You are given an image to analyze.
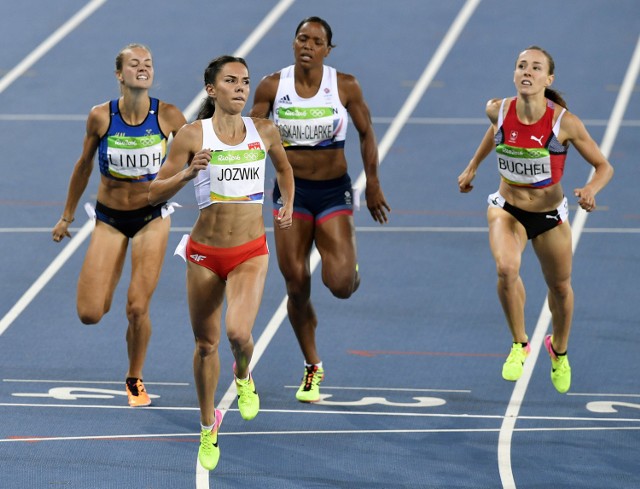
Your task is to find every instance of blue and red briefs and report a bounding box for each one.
[272,173,353,225]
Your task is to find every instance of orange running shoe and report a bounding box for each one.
[125,378,151,407]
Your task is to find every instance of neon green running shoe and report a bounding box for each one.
[296,365,324,403]
[502,342,531,381]
[235,373,260,420]
[544,335,571,393]
[198,409,222,471]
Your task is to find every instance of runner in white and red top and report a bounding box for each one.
[458,45,613,394]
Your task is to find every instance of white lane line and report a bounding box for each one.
[2,402,639,423]
[3,425,640,444]
[0,0,107,95]
[2,379,189,385]
[0,221,93,336]
[569,393,640,398]
[282,386,471,393]
[0,1,109,334]
[498,33,640,489]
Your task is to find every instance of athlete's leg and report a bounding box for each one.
[314,213,360,299]
[274,218,319,364]
[225,254,269,379]
[76,221,128,324]
[487,207,529,343]
[125,216,170,379]
[532,221,574,353]
[188,261,225,427]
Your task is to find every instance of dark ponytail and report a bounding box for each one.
[197,97,216,120]
[544,87,568,110]
[197,55,249,120]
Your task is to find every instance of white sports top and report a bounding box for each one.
[193,117,266,209]
[273,65,348,149]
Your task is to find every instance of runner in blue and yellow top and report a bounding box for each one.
[52,44,186,407]
[249,16,391,403]
[458,46,614,394]
[149,55,294,472]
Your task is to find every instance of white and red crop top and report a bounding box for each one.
[494,97,568,188]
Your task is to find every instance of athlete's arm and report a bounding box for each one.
[560,111,614,211]
[248,73,279,119]
[52,103,108,241]
[148,122,206,205]
[458,98,501,193]
[340,72,390,224]
[255,118,293,229]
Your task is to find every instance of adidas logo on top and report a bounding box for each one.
[277,94,292,104]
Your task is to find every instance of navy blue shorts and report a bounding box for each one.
[95,201,166,239]
[273,174,353,224]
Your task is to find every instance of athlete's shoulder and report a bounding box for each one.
[336,69,358,85]
[336,70,363,102]
[175,119,203,141]
[157,100,187,135]
[486,97,506,110]
[253,70,282,100]
[86,101,111,135]
[485,97,508,123]
[250,116,278,133]
[157,99,183,115]
[256,70,282,86]
[88,100,111,118]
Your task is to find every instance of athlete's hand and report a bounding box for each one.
[458,166,476,193]
[574,187,596,212]
[52,219,72,242]
[275,206,293,229]
[184,149,211,180]
[365,181,390,224]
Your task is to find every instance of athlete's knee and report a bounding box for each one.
[494,257,520,285]
[77,304,107,325]
[194,336,220,359]
[323,269,359,299]
[284,273,312,305]
[327,280,356,299]
[548,279,573,301]
[226,326,252,350]
[125,300,150,326]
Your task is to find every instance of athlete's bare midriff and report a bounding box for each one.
[498,180,565,213]
[97,177,152,210]
[285,147,348,180]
